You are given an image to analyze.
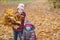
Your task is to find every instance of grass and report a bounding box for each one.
[0,0,34,4]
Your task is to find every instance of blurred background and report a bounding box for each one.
[0,0,60,40]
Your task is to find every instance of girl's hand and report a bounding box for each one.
[13,25,19,29]
[16,21,21,24]
[21,15,24,17]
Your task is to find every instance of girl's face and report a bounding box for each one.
[18,8,24,13]
[26,27,31,30]
[18,9,22,13]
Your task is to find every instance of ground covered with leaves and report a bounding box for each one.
[0,0,60,40]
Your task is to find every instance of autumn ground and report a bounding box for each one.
[0,0,60,40]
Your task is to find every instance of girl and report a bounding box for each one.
[22,20,36,40]
[13,3,26,40]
